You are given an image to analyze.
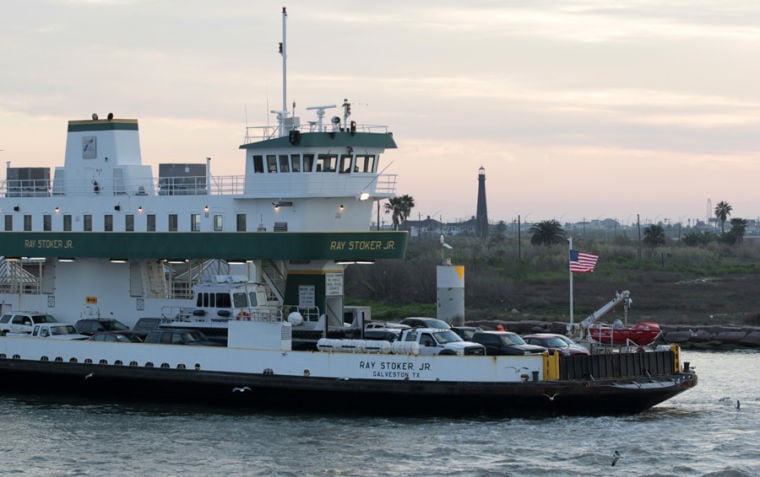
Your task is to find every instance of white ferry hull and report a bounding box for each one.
[0,332,697,416]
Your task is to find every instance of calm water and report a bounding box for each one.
[0,350,757,476]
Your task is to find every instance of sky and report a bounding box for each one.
[2,0,760,226]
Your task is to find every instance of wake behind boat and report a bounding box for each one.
[0,8,696,416]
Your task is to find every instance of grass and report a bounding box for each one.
[345,234,760,326]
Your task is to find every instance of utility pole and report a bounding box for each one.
[637,214,641,267]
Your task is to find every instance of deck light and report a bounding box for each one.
[138,206,143,214]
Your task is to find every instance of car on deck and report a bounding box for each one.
[400,317,450,329]
[0,311,58,335]
[471,331,547,356]
[451,326,482,341]
[89,331,145,343]
[523,333,590,356]
[143,328,224,346]
[75,318,131,336]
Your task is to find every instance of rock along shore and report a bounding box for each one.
[467,320,760,350]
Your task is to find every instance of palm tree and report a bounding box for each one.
[724,217,748,244]
[643,224,666,246]
[714,201,732,234]
[384,194,415,230]
[529,220,566,246]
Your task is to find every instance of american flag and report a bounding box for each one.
[569,250,598,273]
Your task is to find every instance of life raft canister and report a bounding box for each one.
[237,310,251,321]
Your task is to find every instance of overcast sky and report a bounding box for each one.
[2,0,760,225]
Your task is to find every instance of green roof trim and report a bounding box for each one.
[240,131,396,150]
[0,231,407,260]
[68,120,139,132]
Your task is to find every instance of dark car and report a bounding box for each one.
[451,326,481,341]
[131,317,163,338]
[400,317,450,329]
[471,331,547,356]
[89,331,144,343]
[75,318,130,336]
[143,328,224,346]
[523,333,590,356]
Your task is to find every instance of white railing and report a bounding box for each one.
[1,173,397,198]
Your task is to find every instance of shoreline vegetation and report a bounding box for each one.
[345,234,760,348]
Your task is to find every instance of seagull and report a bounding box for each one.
[232,386,251,393]
[543,393,559,402]
[611,450,621,467]
[507,366,530,374]
[84,372,94,380]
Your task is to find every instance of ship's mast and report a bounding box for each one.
[281,6,288,135]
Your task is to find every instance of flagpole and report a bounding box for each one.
[569,237,574,330]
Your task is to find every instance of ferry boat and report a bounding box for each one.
[0,8,697,416]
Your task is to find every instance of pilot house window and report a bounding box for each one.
[290,154,301,172]
[316,154,337,172]
[339,155,353,173]
[303,154,314,172]
[266,155,277,173]
[253,155,264,173]
[191,214,200,232]
[168,214,178,232]
[356,155,376,173]
[4,215,11,231]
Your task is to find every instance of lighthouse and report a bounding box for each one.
[476,166,488,238]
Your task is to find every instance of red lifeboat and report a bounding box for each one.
[589,322,661,346]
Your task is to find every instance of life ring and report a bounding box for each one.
[236,310,251,321]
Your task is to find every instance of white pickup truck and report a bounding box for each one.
[28,323,88,340]
[398,328,485,356]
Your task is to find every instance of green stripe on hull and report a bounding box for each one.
[0,231,407,260]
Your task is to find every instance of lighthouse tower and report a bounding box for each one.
[476,166,488,238]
